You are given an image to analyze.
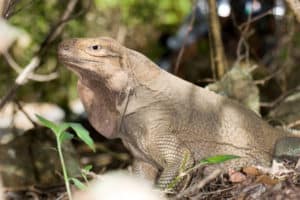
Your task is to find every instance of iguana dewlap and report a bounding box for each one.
[58,37,299,188]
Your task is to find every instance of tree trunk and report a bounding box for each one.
[208,0,227,79]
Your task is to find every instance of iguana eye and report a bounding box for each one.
[85,44,119,57]
[91,45,101,50]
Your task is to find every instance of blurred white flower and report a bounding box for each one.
[74,171,166,200]
[0,102,65,131]
[0,18,22,53]
[69,98,85,115]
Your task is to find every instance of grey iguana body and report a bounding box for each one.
[58,37,299,188]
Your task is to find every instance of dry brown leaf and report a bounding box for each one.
[228,168,247,183]
[256,175,279,185]
[243,166,261,176]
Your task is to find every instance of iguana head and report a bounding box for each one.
[58,37,161,138]
[58,37,129,91]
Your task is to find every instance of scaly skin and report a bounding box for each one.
[58,37,298,189]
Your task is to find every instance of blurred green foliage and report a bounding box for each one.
[95,0,190,25]
[0,0,191,112]
[2,0,87,109]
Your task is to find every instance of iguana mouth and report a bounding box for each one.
[60,57,116,88]
[58,57,83,74]
[59,57,105,75]
[59,56,103,66]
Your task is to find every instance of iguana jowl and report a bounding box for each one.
[58,37,299,188]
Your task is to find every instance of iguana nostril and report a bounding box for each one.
[62,44,70,51]
[58,40,74,52]
[58,43,68,52]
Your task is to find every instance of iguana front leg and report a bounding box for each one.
[123,106,194,188]
[145,132,194,189]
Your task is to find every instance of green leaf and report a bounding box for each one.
[70,178,87,190]
[59,132,74,143]
[83,165,93,172]
[199,155,240,165]
[81,165,93,183]
[57,123,70,135]
[36,114,59,135]
[68,123,95,152]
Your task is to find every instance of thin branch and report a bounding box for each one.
[0,56,40,109]
[194,185,236,197]
[231,9,277,68]
[287,120,300,129]
[173,0,197,75]
[15,56,40,85]
[195,169,221,191]
[3,52,58,82]
[0,84,18,110]
[0,0,81,110]
[238,9,273,30]
[1,0,19,19]
[175,169,221,199]
[4,0,34,19]
[39,0,79,52]
[260,86,300,108]
[236,32,251,64]
[0,0,4,16]
[254,67,283,85]
[236,3,254,65]
[230,13,260,67]
[39,0,92,54]
[15,101,37,128]
[197,78,215,84]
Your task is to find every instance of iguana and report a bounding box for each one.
[58,37,300,188]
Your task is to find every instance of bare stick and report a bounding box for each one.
[194,185,236,197]
[15,101,37,128]
[14,57,40,85]
[254,67,283,85]
[238,9,273,30]
[0,0,80,110]
[0,0,4,16]
[3,52,58,82]
[39,0,79,53]
[236,30,251,65]
[4,0,34,19]
[173,1,197,75]
[287,120,300,129]
[260,86,300,108]
[1,0,18,19]
[176,169,221,199]
[235,3,254,65]
[0,57,40,109]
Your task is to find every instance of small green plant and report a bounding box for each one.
[36,115,95,200]
[167,154,240,190]
[167,150,191,189]
[70,164,93,190]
